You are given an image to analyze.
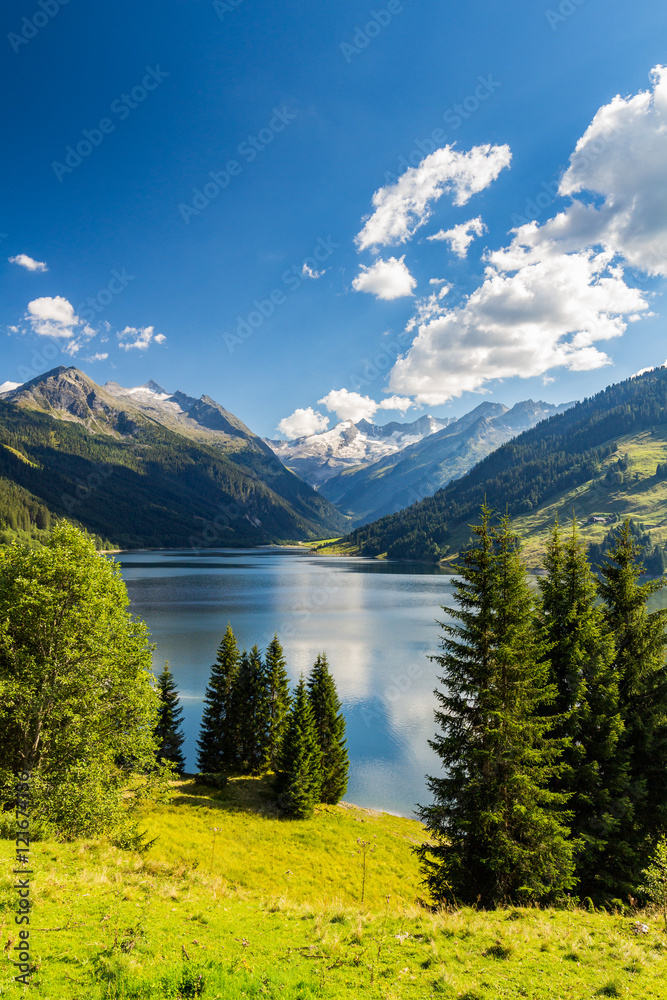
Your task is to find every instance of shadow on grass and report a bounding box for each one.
[170,773,282,818]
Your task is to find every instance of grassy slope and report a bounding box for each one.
[323,426,667,572]
[2,777,667,999]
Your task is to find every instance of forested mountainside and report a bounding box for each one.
[0,367,347,548]
[334,367,667,565]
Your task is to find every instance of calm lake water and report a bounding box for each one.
[114,548,459,818]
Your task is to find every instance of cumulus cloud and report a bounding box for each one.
[379,394,413,414]
[318,387,412,422]
[86,352,109,362]
[356,144,511,250]
[516,65,667,275]
[352,256,416,300]
[389,247,648,404]
[9,253,47,272]
[277,406,329,439]
[388,68,667,404]
[27,296,79,338]
[117,326,166,351]
[428,216,486,257]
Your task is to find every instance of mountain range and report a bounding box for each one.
[265,414,449,487]
[333,367,667,567]
[317,399,574,526]
[0,367,347,548]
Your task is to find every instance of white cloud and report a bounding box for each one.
[301,263,326,279]
[428,216,486,257]
[632,360,667,378]
[355,144,511,250]
[378,395,413,414]
[9,253,47,272]
[352,256,416,300]
[318,387,412,422]
[86,352,109,362]
[277,406,330,439]
[516,65,667,276]
[389,247,648,404]
[117,326,166,351]
[27,296,78,338]
[388,68,667,404]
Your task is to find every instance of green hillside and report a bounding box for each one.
[327,367,667,567]
[3,776,666,999]
[0,394,347,550]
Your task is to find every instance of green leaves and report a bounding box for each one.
[0,522,170,838]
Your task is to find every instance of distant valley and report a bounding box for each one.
[271,399,573,527]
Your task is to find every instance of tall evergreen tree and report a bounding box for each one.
[539,518,628,901]
[264,634,292,771]
[276,676,323,819]
[417,506,576,907]
[307,653,348,804]
[231,644,271,773]
[598,520,667,893]
[155,662,186,775]
[197,624,240,773]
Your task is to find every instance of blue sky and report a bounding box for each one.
[2,0,667,438]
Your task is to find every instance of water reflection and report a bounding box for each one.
[113,548,457,817]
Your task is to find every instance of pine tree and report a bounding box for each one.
[417,506,576,907]
[264,634,292,771]
[598,520,667,894]
[197,624,240,773]
[539,518,628,901]
[155,662,186,774]
[276,676,323,819]
[307,653,348,804]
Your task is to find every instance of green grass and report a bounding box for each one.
[2,776,667,998]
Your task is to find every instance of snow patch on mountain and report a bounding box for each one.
[266,414,449,485]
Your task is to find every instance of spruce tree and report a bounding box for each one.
[197,624,240,773]
[276,676,323,818]
[231,645,271,773]
[417,506,576,907]
[155,662,186,774]
[539,518,628,901]
[598,520,667,893]
[307,653,349,804]
[264,634,292,771]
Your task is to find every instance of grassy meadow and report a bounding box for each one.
[2,776,667,999]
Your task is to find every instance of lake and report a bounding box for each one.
[114,547,459,818]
